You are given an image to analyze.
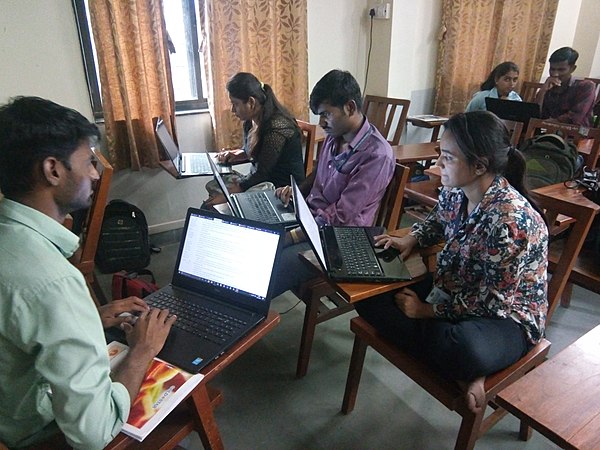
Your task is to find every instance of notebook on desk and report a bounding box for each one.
[208,155,297,227]
[485,98,540,128]
[155,118,233,178]
[291,178,411,282]
[131,208,284,373]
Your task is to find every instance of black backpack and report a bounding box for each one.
[96,200,151,273]
[519,133,579,190]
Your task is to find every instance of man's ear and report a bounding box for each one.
[41,157,62,187]
[570,64,577,74]
[344,100,358,116]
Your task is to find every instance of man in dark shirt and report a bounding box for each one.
[536,47,596,127]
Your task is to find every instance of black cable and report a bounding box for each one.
[364,12,374,92]
[278,299,302,315]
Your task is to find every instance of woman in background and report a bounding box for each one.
[205,72,305,206]
[356,111,548,412]
[465,61,522,112]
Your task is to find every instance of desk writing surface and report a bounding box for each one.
[496,324,600,450]
[392,142,439,164]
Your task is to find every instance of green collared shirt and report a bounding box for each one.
[0,199,129,449]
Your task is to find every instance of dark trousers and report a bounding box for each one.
[354,278,530,381]
[270,241,313,298]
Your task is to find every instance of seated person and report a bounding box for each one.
[536,47,596,127]
[0,96,175,448]
[355,111,548,412]
[465,61,522,112]
[205,72,305,206]
[271,69,395,297]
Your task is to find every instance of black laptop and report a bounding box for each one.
[291,178,411,282]
[208,155,297,227]
[138,208,284,373]
[485,97,540,128]
[155,118,233,178]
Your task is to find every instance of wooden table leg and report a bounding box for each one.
[188,385,224,450]
[296,293,320,378]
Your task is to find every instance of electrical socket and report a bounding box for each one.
[369,3,390,19]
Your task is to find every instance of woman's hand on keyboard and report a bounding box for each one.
[97,296,149,329]
[275,185,292,207]
[373,233,417,260]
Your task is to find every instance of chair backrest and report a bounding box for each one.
[519,81,544,103]
[531,185,600,320]
[297,120,318,176]
[72,152,113,281]
[586,77,600,128]
[373,163,410,231]
[501,119,525,146]
[523,118,600,168]
[363,95,411,145]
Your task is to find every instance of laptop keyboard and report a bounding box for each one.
[243,192,280,223]
[188,154,210,173]
[333,227,383,277]
[146,291,248,345]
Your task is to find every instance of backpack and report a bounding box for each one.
[519,133,579,190]
[96,200,151,273]
[111,269,159,300]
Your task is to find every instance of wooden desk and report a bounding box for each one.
[106,311,280,450]
[496,324,600,450]
[392,142,439,165]
[407,116,448,142]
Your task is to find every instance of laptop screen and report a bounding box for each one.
[291,178,328,270]
[177,211,280,301]
[155,120,181,165]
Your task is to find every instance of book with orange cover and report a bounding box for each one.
[107,341,204,441]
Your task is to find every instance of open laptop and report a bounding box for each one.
[291,178,411,282]
[155,118,233,178]
[133,208,284,373]
[485,97,540,128]
[208,155,297,227]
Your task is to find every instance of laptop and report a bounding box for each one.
[291,178,411,282]
[155,118,233,178]
[485,97,540,128]
[207,155,297,227]
[132,208,284,373]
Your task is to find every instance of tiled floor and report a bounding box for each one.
[96,237,600,450]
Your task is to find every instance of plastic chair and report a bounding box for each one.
[293,163,411,378]
[341,186,598,450]
[363,95,411,145]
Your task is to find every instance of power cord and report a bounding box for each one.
[364,10,375,92]
[278,298,302,315]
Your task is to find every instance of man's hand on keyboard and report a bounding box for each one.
[97,297,149,329]
[275,185,293,207]
[125,308,176,360]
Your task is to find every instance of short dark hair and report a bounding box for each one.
[309,70,363,114]
[549,47,579,65]
[0,96,100,198]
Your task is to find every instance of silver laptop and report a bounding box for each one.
[155,118,232,178]
[207,156,297,227]
[137,208,284,373]
[291,177,411,282]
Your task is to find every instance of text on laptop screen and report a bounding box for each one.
[178,213,279,300]
[292,180,328,270]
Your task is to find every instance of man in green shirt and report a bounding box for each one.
[0,97,176,448]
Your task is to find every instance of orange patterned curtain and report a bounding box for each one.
[89,0,176,170]
[200,0,309,150]
[434,0,558,116]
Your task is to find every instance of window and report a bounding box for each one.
[72,0,207,120]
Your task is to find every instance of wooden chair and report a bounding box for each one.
[585,77,600,128]
[297,120,318,176]
[523,117,600,169]
[501,119,525,146]
[69,151,113,306]
[293,163,410,378]
[341,186,598,450]
[363,95,411,145]
[519,81,544,103]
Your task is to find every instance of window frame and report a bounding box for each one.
[72,0,208,121]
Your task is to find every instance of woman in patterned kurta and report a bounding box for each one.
[355,111,548,412]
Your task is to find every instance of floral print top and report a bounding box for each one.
[411,176,549,344]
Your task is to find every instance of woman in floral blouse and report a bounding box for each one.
[355,111,548,412]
